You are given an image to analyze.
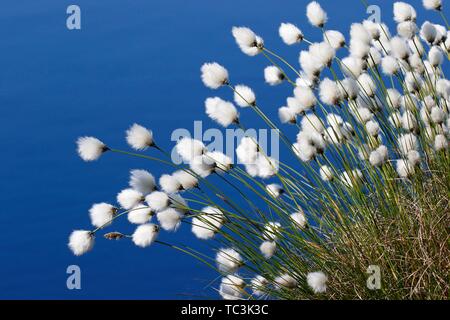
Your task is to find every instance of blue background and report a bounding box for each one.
[0,0,441,299]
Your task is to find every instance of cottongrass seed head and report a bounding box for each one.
[68,230,94,256]
[76,136,107,161]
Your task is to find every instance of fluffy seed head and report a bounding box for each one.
[278,106,297,124]
[159,174,182,193]
[275,273,298,289]
[176,137,206,163]
[192,206,225,240]
[129,169,156,195]
[324,30,346,49]
[68,230,94,256]
[294,85,317,110]
[382,56,400,75]
[234,85,256,107]
[128,204,153,224]
[420,21,437,44]
[216,248,243,274]
[132,224,159,248]
[219,275,245,300]
[390,36,410,60]
[291,211,307,229]
[232,26,263,56]
[145,191,170,212]
[205,97,238,127]
[260,241,277,259]
[264,66,284,85]
[307,271,328,293]
[236,137,258,165]
[319,78,342,105]
[397,21,417,39]
[320,165,334,181]
[435,134,448,151]
[306,1,327,27]
[201,62,229,89]
[309,42,335,67]
[89,203,116,228]
[117,188,143,210]
[396,159,415,178]
[423,0,442,10]
[172,170,198,190]
[266,183,284,198]
[429,46,444,67]
[157,208,183,231]
[393,2,417,23]
[126,124,154,150]
[279,23,303,45]
[76,136,107,161]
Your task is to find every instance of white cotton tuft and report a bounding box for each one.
[264,66,284,85]
[324,30,345,49]
[275,273,298,289]
[369,149,384,167]
[306,1,327,27]
[117,188,143,210]
[236,137,258,165]
[266,183,284,198]
[401,110,419,131]
[367,47,382,68]
[407,150,421,166]
[255,155,279,178]
[126,123,154,150]
[279,23,303,45]
[89,203,116,228]
[435,134,448,151]
[76,136,107,161]
[206,151,233,173]
[145,191,170,212]
[326,113,343,131]
[301,113,325,134]
[420,21,437,44]
[291,211,307,229]
[293,85,317,111]
[205,97,238,127]
[287,97,306,115]
[398,133,418,155]
[351,106,373,124]
[129,169,156,195]
[429,46,444,67]
[309,42,335,67]
[260,241,277,259]
[176,137,206,163]
[299,50,323,77]
[324,126,343,145]
[393,2,417,23]
[366,120,380,137]
[319,78,342,105]
[68,230,94,256]
[307,271,328,294]
[278,106,297,124]
[320,165,334,181]
[192,206,225,240]
[293,141,317,162]
[386,89,401,109]
[251,276,268,296]
[381,56,400,75]
[159,174,182,193]
[219,275,245,300]
[341,56,364,78]
[397,21,417,39]
[132,224,159,248]
[201,62,229,89]
[430,106,445,124]
[340,78,359,100]
[423,0,442,10]
[350,23,371,44]
[234,84,256,107]
[358,73,377,97]
[216,248,243,274]
[172,170,198,190]
[232,26,263,56]
[128,204,153,224]
[390,36,410,60]
[363,20,381,40]
[157,208,183,231]
[349,39,370,59]
[396,159,415,178]
[436,79,450,99]
[262,222,281,241]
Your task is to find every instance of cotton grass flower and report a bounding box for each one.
[219,275,245,300]
[320,165,334,181]
[89,203,116,228]
[366,120,380,137]
[159,174,182,193]
[76,136,107,161]
[157,208,183,231]
[264,66,285,85]
[294,85,317,111]
[396,159,415,178]
[430,106,445,124]
[117,188,144,210]
[205,97,238,127]
[341,56,364,78]
[172,170,198,190]
[319,78,342,105]
[306,1,327,28]
[382,56,400,75]
[340,78,360,101]
[423,0,442,10]
[397,21,418,39]
[206,151,233,173]
[398,133,419,155]
[420,21,437,44]
[266,183,284,198]
[260,241,277,259]
[429,46,444,67]
[201,62,229,89]
[232,26,263,56]
[393,2,417,23]
[435,134,448,151]
[128,204,153,224]
[274,273,298,289]
[176,137,206,163]
[291,211,307,229]
[358,73,377,97]
[309,42,335,67]
[126,123,154,150]
[251,275,268,296]
[307,271,328,294]
[390,36,411,60]
[216,248,243,273]
[254,155,279,178]
[263,222,281,241]
[324,30,346,49]
[192,206,225,240]
[145,191,170,212]
[236,137,258,165]
[279,23,303,45]
[68,230,94,256]
[234,85,256,107]
[278,106,297,124]
[132,224,159,248]
[129,169,156,195]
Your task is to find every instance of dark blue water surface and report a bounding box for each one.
[0,0,440,299]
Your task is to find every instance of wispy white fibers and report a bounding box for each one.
[431,106,446,124]
[128,204,153,224]
[319,78,342,105]
[232,26,264,56]
[132,224,159,248]
[301,113,325,134]
[266,183,284,198]
[398,133,419,156]
[309,42,335,67]
[407,150,421,166]
[299,50,323,77]
[236,137,258,165]
[129,169,156,195]
[294,85,317,111]
[263,222,281,241]
[429,46,444,67]
[350,23,371,44]
[390,36,411,60]
[176,137,206,163]
[216,248,243,273]
[326,113,343,131]
[320,165,334,181]
[382,56,400,76]
[396,159,415,178]
[423,0,442,10]
[190,155,215,178]
[341,56,364,78]
[291,211,307,229]
[172,170,198,190]
[278,106,297,124]
[126,123,154,150]
[264,66,285,85]
[117,188,144,210]
[219,275,245,300]
[306,1,327,27]
[420,21,437,44]
[340,169,362,188]
[157,208,183,231]
[145,191,170,212]
[279,23,303,45]
[205,97,238,127]
[436,79,450,99]
[76,136,107,161]
[349,39,370,60]
[274,273,298,289]
[201,62,229,89]
[435,134,448,151]
[251,275,268,296]
[206,151,233,173]
[340,78,360,101]
[433,24,447,45]
[367,47,382,68]
[363,20,381,40]
[89,203,116,228]
[159,174,182,193]
[260,241,277,259]
[234,85,256,107]
[307,271,328,293]
[369,145,389,167]
[397,21,417,39]
[358,73,377,97]
[366,119,380,137]
[324,30,346,49]
[286,97,307,115]
[68,230,94,256]
[192,206,225,239]
[255,155,279,178]
[393,2,417,23]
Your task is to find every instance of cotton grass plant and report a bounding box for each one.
[70,1,450,300]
